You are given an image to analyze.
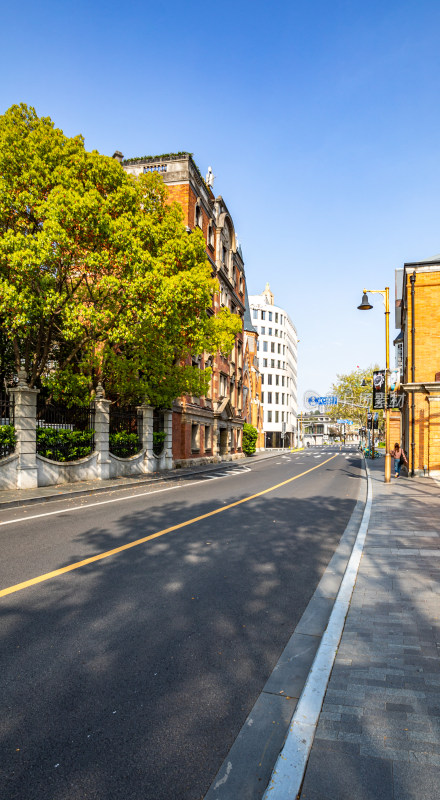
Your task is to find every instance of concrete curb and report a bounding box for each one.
[203,455,368,800]
[262,458,372,798]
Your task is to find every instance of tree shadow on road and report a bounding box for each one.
[0,467,364,800]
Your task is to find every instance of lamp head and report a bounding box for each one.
[357,292,373,311]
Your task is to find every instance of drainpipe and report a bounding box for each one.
[410,270,416,477]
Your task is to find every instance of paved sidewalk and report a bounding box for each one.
[299,458,440,800]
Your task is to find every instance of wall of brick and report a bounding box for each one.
[404,269,440,471]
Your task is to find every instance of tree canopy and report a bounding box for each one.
[328,365,381,426]
[0,104,241,406]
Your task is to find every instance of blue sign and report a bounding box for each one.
[337,419,354,425]
[313,395,338,406]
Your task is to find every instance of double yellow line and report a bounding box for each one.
[0,455,336,598]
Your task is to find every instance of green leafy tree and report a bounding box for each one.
[0,104,241,407]
[242,422,258,456]
[328,365,381,427]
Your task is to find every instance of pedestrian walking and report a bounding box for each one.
[392,442,407,477]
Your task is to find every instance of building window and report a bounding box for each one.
[280,315,283,324]
[267,410,272,423]
[278,361,281,368]
[263,359,268,367]
[261,392,264,402]
[267,374,272,385]
[282,411,285,421]
[282,376,285,386]
[252,308,258,319]
[268,392,272,403]
[191,424,200,451]
[261,310,266,320]
[261,374,264,384]
[275,411,279,423]
[275,313,278,323]
[270,342,275,353]
[268,312,272,321]
[275,393,279,404]
[278,344,281,354]
[275,375,279,385]
[220,373,228,396]
[205,426,211,450]
[263,341,268,352]
[261,326,265,334]
[268,327,272,335]
[256,340,259,351]
[271,359,275,367]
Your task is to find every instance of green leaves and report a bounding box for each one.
[0,104,241,408]
[242,423,258,456]
[36,427,94,462]
[329,365,380,425]
[0,425,16,455]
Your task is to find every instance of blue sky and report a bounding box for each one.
[2,0,440,407]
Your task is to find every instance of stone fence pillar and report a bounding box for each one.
[9,370,39,489]
[94,385,111,480]
[164,409,173,470]
[137,404,155,473]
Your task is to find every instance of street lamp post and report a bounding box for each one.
[357,288,391,483]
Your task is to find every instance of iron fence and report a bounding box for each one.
[153,409,165,456]
[36,397,95,462]
[0,390,15,458]
[109,405,143,458]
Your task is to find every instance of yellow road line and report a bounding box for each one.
[0,455,337,599]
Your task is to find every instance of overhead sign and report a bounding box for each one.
[304,390,338,409]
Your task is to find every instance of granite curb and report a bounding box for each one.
[203,456,368,799]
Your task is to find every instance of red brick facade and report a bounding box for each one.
[122,153,248,464]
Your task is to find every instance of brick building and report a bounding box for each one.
[395,254,440,475]
[242,288,264,449]
[119,152,248,464]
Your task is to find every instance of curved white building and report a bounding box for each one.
[249,284,298,448]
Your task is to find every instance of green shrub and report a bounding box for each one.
[242,423,258,456]
[36,427,94,462]
[109,431,142,458]
[0,425,16,455]
[153,431,166,456]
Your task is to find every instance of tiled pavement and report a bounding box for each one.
[299,459,440,800]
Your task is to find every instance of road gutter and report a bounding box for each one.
[204,456,369,800]
[262,460,372,799]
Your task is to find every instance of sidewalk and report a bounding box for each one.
[299,458,440,800]
[0,448,293,510]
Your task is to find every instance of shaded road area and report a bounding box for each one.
[1,448,362,799]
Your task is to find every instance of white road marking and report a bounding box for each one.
[0,481,205,527]
[263,462,372,799]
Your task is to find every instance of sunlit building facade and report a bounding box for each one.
[249,284,298,448]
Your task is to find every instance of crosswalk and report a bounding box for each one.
[197,447,358,482]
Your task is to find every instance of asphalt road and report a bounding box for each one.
[0,446,363,800]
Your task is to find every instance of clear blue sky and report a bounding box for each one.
[3,0,440,408]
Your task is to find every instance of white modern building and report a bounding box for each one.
[249,283,298,448]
